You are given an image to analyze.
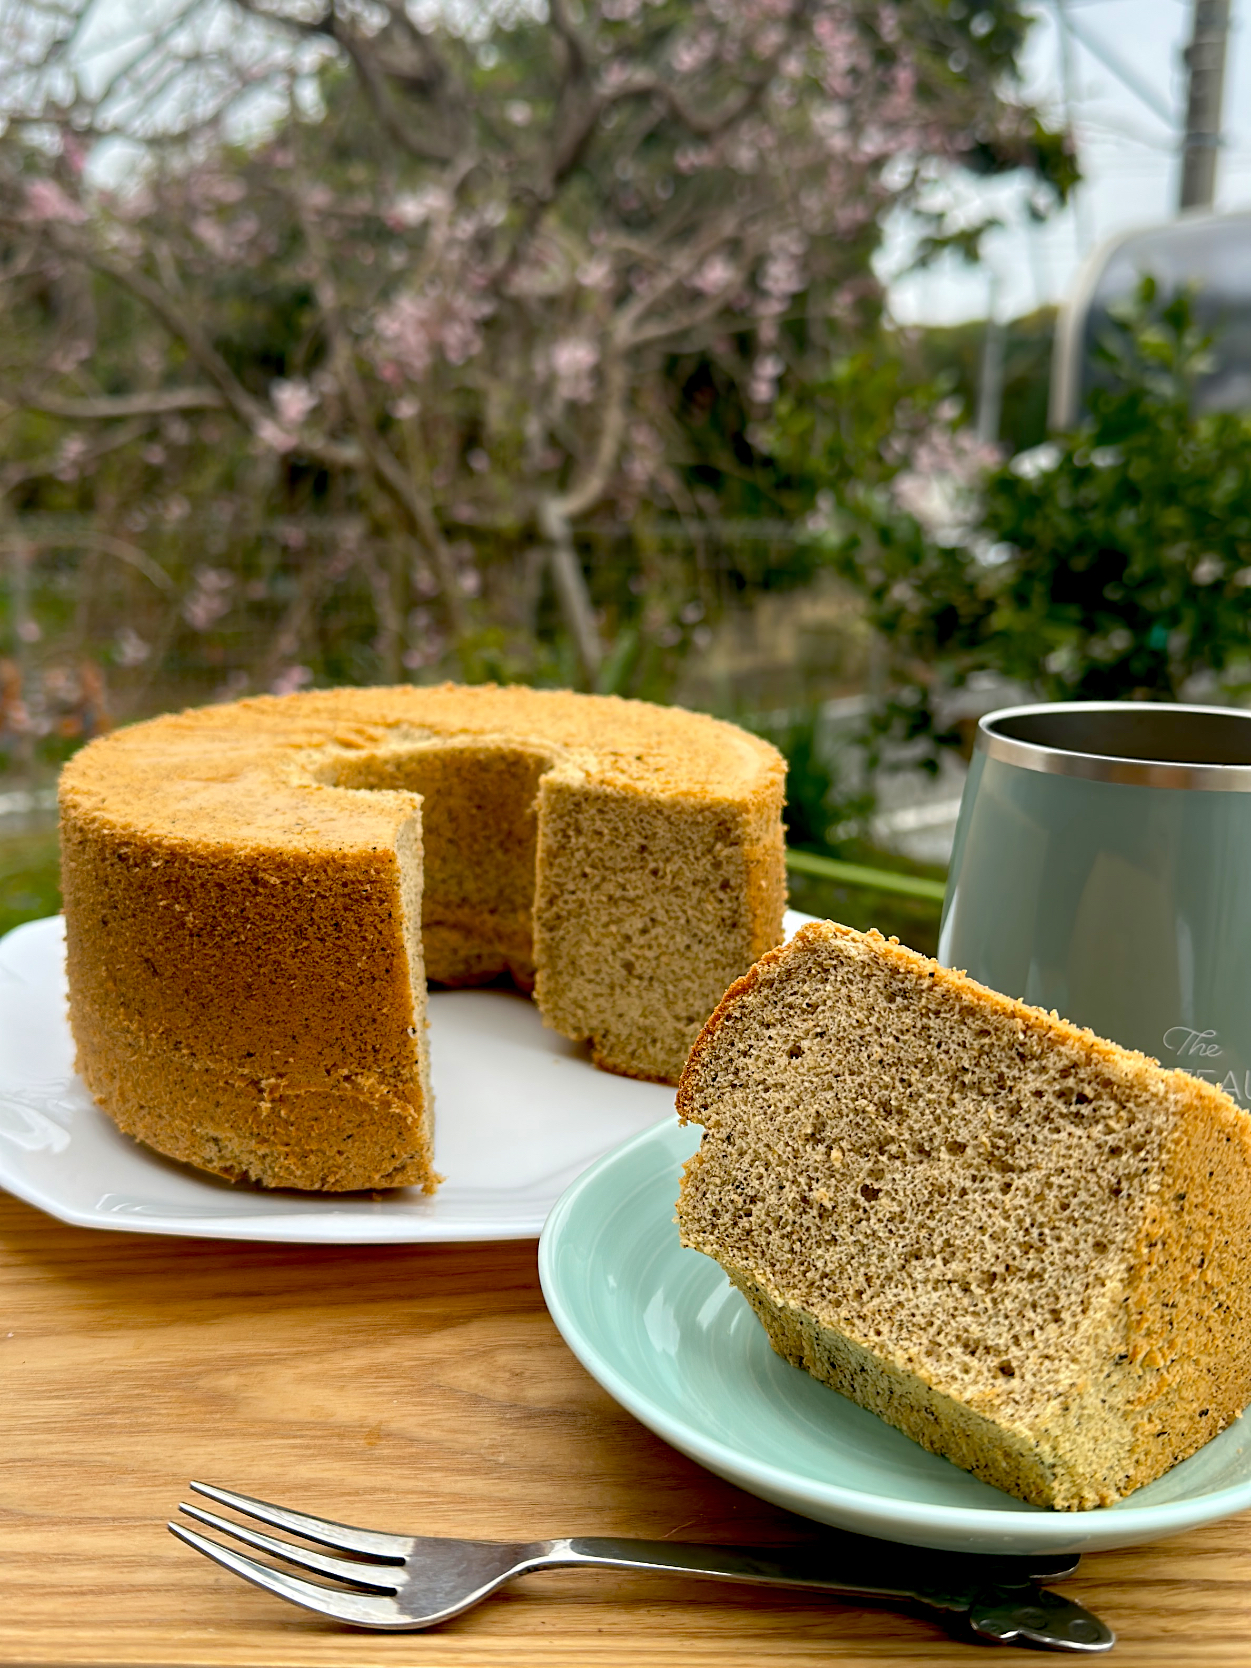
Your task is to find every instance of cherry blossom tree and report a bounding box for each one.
[0,0,1071,700]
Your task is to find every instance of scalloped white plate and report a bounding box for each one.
[0,913,812,1244]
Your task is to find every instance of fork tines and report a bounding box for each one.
[168,1481,411,1630]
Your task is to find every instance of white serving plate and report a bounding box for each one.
[0,912,692,1243]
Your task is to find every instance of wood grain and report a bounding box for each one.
[1,1188,1249,1666]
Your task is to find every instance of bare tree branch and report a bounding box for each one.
[0,416,147,493]
[0,525,176,592]
[548,0,590,83]
[291,176,470,641]
[550,351,629,525]
[13,386,225,419]
[75,239,267,425]
[52,231,364,472]
[233,0,458,165]
[603,71,776,142]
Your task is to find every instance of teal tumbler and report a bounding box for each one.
[939,703,1251,1108]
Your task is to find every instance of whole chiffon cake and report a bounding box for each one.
[59,684,786,1193]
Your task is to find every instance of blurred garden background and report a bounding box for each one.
[2,0,1250,952]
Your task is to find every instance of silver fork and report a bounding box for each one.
[169,1481,1114,1652]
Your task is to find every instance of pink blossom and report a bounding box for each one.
[675,143,713,175]
[550,336,600,404]
[61,132,89,175]
[891,422,999,541]
[759,237,807,300]
[189,173,246,208]
[49,339,92,374]
[25,180,87,224]
[384,186,450,230]
[110,183,155,224]
[752,22,788,57]
[183,567,235,631]
[577,253,614,289]
[374,296,431,382]
[270,665,314,696]
[748,351,785,406]
[690,253,737,296]
[192,214,258,261]
[726,134,760,174]
[271,377,319,428]
[404,604,444,669]
[372,288,492,381]
[622,421,663,492]
[440,296,491,364]
[671,29,717,74]
[254,417,298,454]
[55,434,91,481]
[114,627,150,667]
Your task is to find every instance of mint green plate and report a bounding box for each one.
[538,1117,1251,1556]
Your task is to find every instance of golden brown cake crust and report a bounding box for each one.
[60,684,785,1191]
[676,921,1251,1510]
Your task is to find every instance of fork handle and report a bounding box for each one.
[521,1540,1113,1653]
[527,1535,1055,1598]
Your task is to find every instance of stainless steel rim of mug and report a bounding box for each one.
[975,702,1251,792]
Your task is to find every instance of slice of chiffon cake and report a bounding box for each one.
[676,921,1251,1510]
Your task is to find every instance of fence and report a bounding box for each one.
[0,509,870,784]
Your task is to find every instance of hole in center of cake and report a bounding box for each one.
[315,738,557,990]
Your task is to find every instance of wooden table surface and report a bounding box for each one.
[2,1188,1250,1668]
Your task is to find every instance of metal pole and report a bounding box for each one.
[976,274,1005,449]
[1053,0,1094,253]
[1179,0,1231,211]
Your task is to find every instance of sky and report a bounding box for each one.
[882,0,1251,325]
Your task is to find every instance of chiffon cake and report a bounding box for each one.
[59,684,786,1192]
[676,921,1251,1510]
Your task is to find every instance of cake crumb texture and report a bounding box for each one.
[675,920,1251,1510]
[59,684,785,1192]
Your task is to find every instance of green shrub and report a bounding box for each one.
[785,280,1251,771]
